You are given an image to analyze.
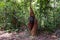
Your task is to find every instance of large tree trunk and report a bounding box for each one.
[31,19,38,36]
[28,6,38,36]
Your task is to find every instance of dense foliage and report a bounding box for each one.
[0,0,60,32]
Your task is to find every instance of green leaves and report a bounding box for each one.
[0,2,5,7]
[0,0,60,32]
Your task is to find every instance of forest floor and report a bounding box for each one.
[0,30,60,40]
